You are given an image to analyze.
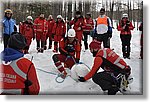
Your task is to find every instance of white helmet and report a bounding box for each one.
[122,13,128,18]
[26,16,33,21]
[57,15,62,19]
[67,29,76,37]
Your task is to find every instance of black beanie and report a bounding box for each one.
[8,32,27,50]
[100,8,105,12]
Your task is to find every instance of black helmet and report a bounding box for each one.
[8,32,27,50]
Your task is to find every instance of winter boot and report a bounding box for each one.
[41,48,44,53]
[37,47,41,53]
[44,45,47,50]
[48,45,52,49]
[108,87,119,95]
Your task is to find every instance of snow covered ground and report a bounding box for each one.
[0,23,142,95]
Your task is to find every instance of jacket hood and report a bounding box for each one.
[1,48,24,63]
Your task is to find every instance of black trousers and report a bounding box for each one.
[3,34,10,48]
[120,34,131,57]
[83,31,90,50]
[36,40,45,49]
[96,33,110,48]
[92,71,120,95]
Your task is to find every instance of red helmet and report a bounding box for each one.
[89,40,101,49]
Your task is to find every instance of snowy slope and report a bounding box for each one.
[0,24,142,95]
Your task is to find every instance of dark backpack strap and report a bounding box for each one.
[23,63,33,95]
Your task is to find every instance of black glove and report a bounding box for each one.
[78,76,86,82]
[75,58,80,63]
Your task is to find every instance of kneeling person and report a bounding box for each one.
[52,29,81,78]
[78,40,132,95]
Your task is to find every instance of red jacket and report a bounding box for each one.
[70,16,86,32]
[117,20,134,35]
[84,48,130,80]
[19,21,34,38]
[59,38,81,59]
[0,58,40,95]
[34,17,48,35]
[83,18,94,32]
[47,19,55,35]
[52,20,66,36]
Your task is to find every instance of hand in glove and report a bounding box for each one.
[78,76,86,82]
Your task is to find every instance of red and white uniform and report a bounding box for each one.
[47,19,55,40]
[52,20,66,42]
[84,48,130,80]
[0,58,40,95]
[117,20,134,35]
[19,21,34,46]
[70,17,86,43]
[83,18,94,32]
[34,17,48,41]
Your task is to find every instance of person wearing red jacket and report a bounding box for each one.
[52,29,81,78]
[34,13,48,53]
[19,16,35,54]
[78,40,132,95]
[52,15,66,53]
[0,33,40,95]
[70,11,86,44]
[83,12,94,50]
[47,15,55,49]
[117,13,134,59]
[139,22,143,59]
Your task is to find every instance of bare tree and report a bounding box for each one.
[68,1,72,21]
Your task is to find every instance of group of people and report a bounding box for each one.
[0,8,142,95]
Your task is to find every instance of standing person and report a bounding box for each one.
[139,22,143,59]
[83,12,94,50]
[70,11,86,44]
[78,40,132,95]
[95,8,112,48]
[0,33,40,95]
[2,9,17,49]
[47,15,55,49]
[117,13,134,59]
[52,15,66,53]
[19,16,35,54]
[34,13,48,53]
[52,29,81,78]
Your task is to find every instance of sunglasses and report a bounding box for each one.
[6,13,11,14]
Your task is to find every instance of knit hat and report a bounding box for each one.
[8,32,27,50]
[100,8,105,12]
[89,40,101,49]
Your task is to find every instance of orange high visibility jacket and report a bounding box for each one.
[97,15,108,26]
[84,48,130,80]
[0,58,40,95]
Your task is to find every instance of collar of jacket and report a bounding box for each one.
[1,48,24,63]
